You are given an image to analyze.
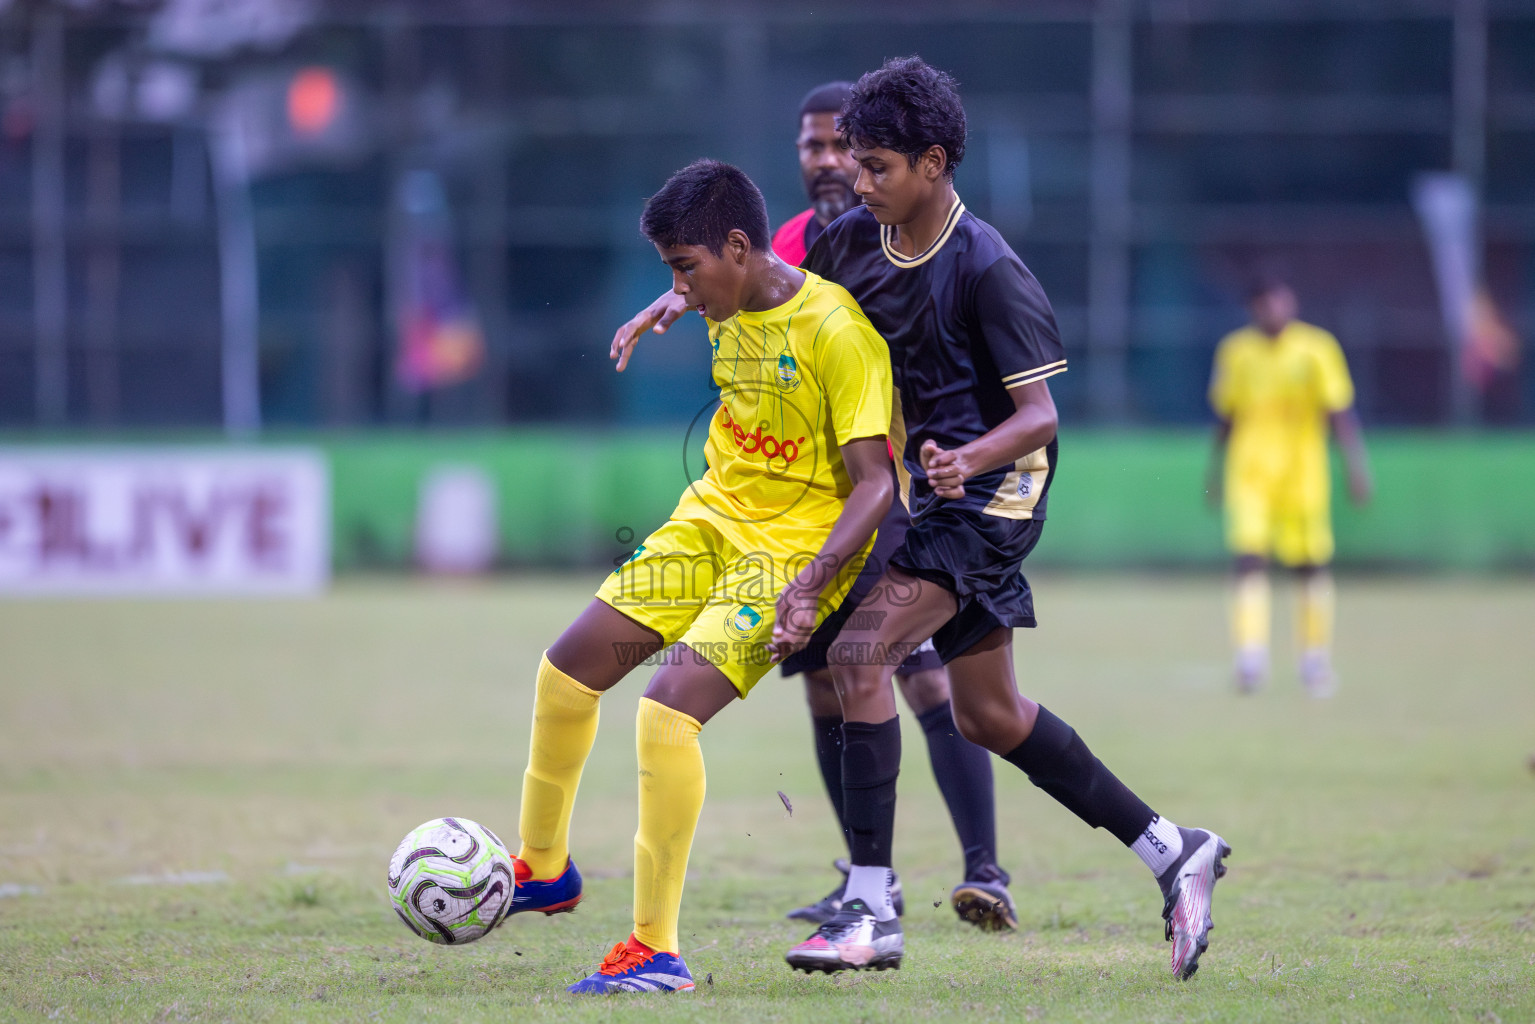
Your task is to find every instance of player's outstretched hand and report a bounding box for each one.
[1348,465,1374,506]
[920,439,969,500]
[768,579,821,664]
[611,291,690,372]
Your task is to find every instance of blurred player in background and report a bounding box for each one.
[512,159,894,994]
[775,81,1015,931]
[1207,277,1373,696]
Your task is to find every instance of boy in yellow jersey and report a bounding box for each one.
[1207,278,1373,696]
[507,159,895,994]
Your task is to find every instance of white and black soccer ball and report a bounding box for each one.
[387,817,515,944]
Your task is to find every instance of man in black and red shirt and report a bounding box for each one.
[771,82,859,266]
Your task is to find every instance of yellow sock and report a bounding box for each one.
[517,653,601,879]
[632,697,705,956]
[1298,571,1335,655]
[1232,571,1271,655]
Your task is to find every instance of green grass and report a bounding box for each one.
[2,574,1533,1023]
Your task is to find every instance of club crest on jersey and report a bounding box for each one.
[725,604,763,640]
[776,353,801,392]
[1016,473,1034,498]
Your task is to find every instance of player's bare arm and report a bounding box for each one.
[920,380,1058,500]
[770,435,894,661]
[1328,408,1373,505]
[1206,418,1232,509]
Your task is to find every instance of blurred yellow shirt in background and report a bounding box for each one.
[1209,321,1355,563]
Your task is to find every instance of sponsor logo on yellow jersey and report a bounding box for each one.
[717,408,808,464]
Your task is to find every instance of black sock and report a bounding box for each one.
[916,700,999,879]
[1002,705,1154,846]
[810,714,848,836]
[841,717,901,866]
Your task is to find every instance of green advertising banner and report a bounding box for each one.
[6,431,1531,571]
[317,431,1535,571]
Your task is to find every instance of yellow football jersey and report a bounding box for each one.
[674,270,893,552]
[1210,320,1355,513]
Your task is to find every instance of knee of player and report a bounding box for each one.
[949,704,990,746]
[801,670,842,714]
[950,701,1017,755]
[895,667,950,713]
[1234,554,1266,576]
[826,653,886,703]
[803,669,838,699]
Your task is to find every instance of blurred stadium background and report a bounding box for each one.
[3,5,1534,1018]
[0,0,1532,580]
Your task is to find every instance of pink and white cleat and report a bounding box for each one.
[785,897,904,973]
[1158,828,1231,980]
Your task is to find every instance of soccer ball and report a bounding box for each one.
[387,817,515,944]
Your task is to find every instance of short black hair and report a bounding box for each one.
[839,56,966,179]
[640,158,770,257]
[1246,273,1292,301]
[798,80,854,120]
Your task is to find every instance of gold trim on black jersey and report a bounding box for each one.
[1002,359,1069,390]
[879,196,966,269]
[889,386,911,512]
[981,445,1052,520]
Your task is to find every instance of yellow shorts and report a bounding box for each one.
[596,515,866,697]
[1225,482,1333,567]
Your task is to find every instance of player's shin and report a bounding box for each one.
[840,717,901,919]
[1299,570,1334,655]
[1232,571,1271,659]
[917,699,998,876]
[518,653,602,879]
[1298,570,1337,696]
[1001,705,1168,865]
[1003,705,1230,977]
[633,697,706,954]
[812,713,849,831]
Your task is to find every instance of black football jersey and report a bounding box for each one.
[803,198,1067,521]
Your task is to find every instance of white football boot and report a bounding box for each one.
[1158,827,1231,980]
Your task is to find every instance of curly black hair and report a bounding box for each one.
[838,56,966,179]
[640,158,770,256]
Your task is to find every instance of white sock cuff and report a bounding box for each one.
[844,864,896,922]
[1131,814,1184,877]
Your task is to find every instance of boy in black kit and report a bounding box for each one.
[613,56,1228,981]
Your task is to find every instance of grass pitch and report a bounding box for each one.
[2,573,1533,1023]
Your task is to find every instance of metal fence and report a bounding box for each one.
[0,0,1531,430]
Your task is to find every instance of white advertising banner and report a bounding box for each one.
[0,448,329,595]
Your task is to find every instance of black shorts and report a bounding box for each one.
[779,494,945,678]
[890,505,1045,664]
